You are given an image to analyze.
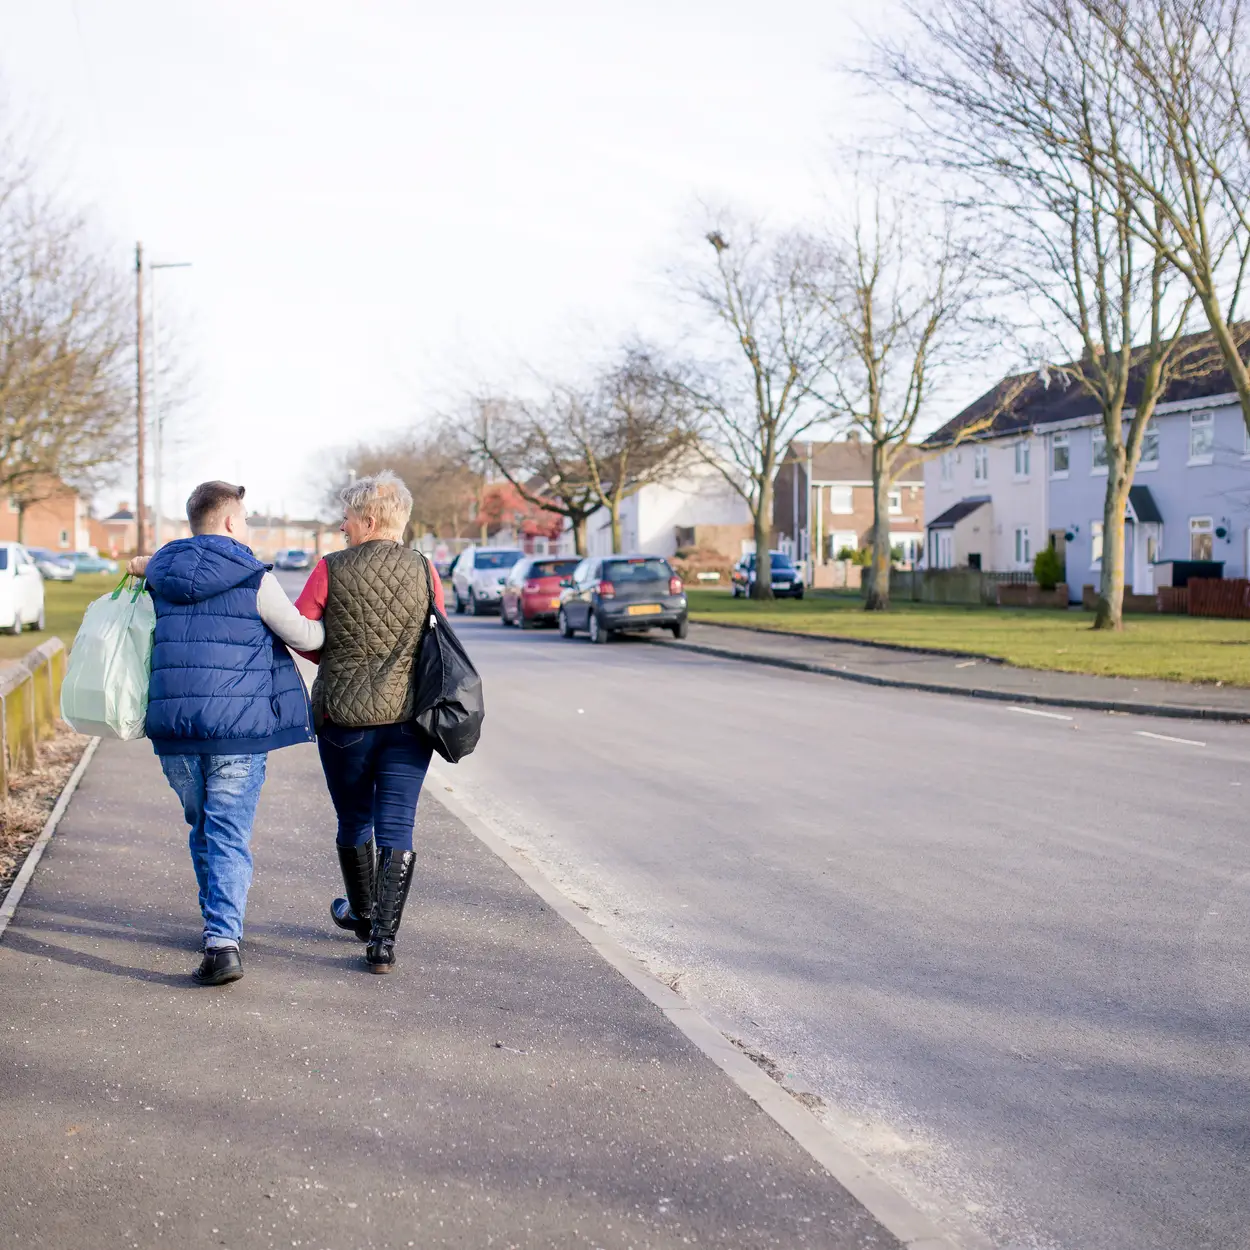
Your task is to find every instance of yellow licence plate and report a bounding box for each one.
[627,603,661,616]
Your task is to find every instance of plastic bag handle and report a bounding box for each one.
[110,574,148,603]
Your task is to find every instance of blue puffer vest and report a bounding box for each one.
[144,535,314,756]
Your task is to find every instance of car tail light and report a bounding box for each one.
[669,576,683,596]
[597,580,615,599]
[524,580,541,592]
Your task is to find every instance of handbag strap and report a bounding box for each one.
[418,552,437,630]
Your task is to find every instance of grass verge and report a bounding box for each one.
[0,574,117,663]
[686,588,1250,686]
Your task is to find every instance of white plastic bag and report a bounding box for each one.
[60,576,156,739]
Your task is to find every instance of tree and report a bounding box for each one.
[874,0,1218,629]
[0,162,133,533]
[815,193,987,610]
[671,220,835,600]
[572,347,696,553]
[467,394,603,555]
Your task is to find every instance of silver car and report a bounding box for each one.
[451,546,524,615]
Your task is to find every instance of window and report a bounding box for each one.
[1139,421,1159,468]
[1091,430,1109,472]
[1014,526,1032,567]
[973,446,988,482]
[828,485,853,514]
[1190,516,1214,560]
[1051,433,1070,477]
[934,531,954,569]
[1014,440,1031,478]
[940,451,954,488]
[1091,521,1104,567]
[887,489,902,515]
[1190,411,1214,463]
[58,530,69,548]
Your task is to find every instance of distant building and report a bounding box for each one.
[245,515,345,562]
[99,503,192,557]
[0,479,94,552]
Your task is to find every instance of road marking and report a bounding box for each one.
[1135,730,1206,747]
[1008,706,1073,721]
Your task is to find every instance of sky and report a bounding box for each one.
[0,0,902,519]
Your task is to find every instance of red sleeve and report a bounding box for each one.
[430,564,446,613]
[293,559,329,663]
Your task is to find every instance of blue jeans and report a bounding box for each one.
[317,722,433,851]
[160,753,267,949]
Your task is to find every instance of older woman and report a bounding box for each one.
[295,470,445,973]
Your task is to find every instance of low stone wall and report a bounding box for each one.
[996,583,1069,609]
[1,639,67,789]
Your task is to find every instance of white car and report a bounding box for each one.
[450,546,524,615]
[0,543,47,634]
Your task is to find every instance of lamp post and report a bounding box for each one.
[148,260,192,549]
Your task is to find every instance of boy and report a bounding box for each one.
[135,482,324,985]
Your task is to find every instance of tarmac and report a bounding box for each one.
[0,737,906,1250]
[657,621,1250,721]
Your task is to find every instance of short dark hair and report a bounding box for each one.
[186,481,246,534]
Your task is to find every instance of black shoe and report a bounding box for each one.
[366,849,416,974]
[331,840,376,941]
[193,947,243,986]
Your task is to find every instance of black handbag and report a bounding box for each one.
[412,555,485,762]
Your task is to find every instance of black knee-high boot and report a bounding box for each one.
[366,848,416,973]
[331,840,376,941]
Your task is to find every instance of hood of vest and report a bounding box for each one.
[146,535,265,605]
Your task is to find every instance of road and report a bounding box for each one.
[274,568,1250,1249]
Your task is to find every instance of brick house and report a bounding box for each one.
[99,503,193,556]
[245,515,345,563]
[773,439,925,583]
[0,479,93,552]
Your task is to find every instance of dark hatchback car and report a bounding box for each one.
[732,550,804,599]
[558,554,688,644]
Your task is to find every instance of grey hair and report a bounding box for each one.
[339,470,413,536]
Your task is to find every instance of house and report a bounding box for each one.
[583,459,753,559]
[99,503,193,557]
[0,478,94,552]
[246,515,345,562]
[773,439,925,583]
[923,333,1250,595]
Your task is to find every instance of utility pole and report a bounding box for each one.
[135,242,146,557]
[148,259,192,548]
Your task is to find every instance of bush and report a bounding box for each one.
[1033,546,1065,590]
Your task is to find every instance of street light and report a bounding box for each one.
[148,260,191,548]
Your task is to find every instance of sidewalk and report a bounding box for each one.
[658,622,1250,722]
[0,738,905,1250]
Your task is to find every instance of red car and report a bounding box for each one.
[500,555,581,628]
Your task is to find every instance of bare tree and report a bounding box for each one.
[874,0,1218,629]
[0,168,133,536]
[816,194,989,610]
[671,220,835,600]
[467,394,603,555]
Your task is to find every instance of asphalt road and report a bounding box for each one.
[425,609,1250,1250]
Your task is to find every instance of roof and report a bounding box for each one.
[780,440,924,483]
[1128,485,1164,525]
[927,496,991,529]
[247,515,322,529]
[924,326,1248,448]
[103,509,135,523]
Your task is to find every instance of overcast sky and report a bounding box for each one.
[0,0,899,518]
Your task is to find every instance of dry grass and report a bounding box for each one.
[0,724,89,902]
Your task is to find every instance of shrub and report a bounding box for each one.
[1033,546,1065,590]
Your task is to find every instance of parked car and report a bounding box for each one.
[557,554,688,644]
[71,551,119,575]
[450,546,524,615]
[731,550,804,599]
[27,548,76,582]
[274,548,312,571]
[0,544,47,634]
[500,556,581,628]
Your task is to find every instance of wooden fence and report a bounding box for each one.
[0,639,67,792]
[1187,578,1250,619]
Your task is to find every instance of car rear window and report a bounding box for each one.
[475,551,522,570]
[0,550,9,570]
[530,559,579,578]
[770,553,795,569]
[603,558,671,583]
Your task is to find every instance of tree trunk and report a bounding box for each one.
[1093,443,1131,631]
[1195,286,1250,439]
[573,514,588,556]
[16,503,26,546]
[750,478,774,601]
[609,497,622,554]
[864,445,892,611]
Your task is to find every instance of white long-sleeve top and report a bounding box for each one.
[255,572,325,651]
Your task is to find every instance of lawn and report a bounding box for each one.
[685,588,1250,686]
[0,575,118,663]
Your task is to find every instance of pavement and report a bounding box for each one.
[0,736,904,1250]
[663,621,1250,721]
[444,613,1250,1250]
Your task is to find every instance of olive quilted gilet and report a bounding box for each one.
[312,541,431,728]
